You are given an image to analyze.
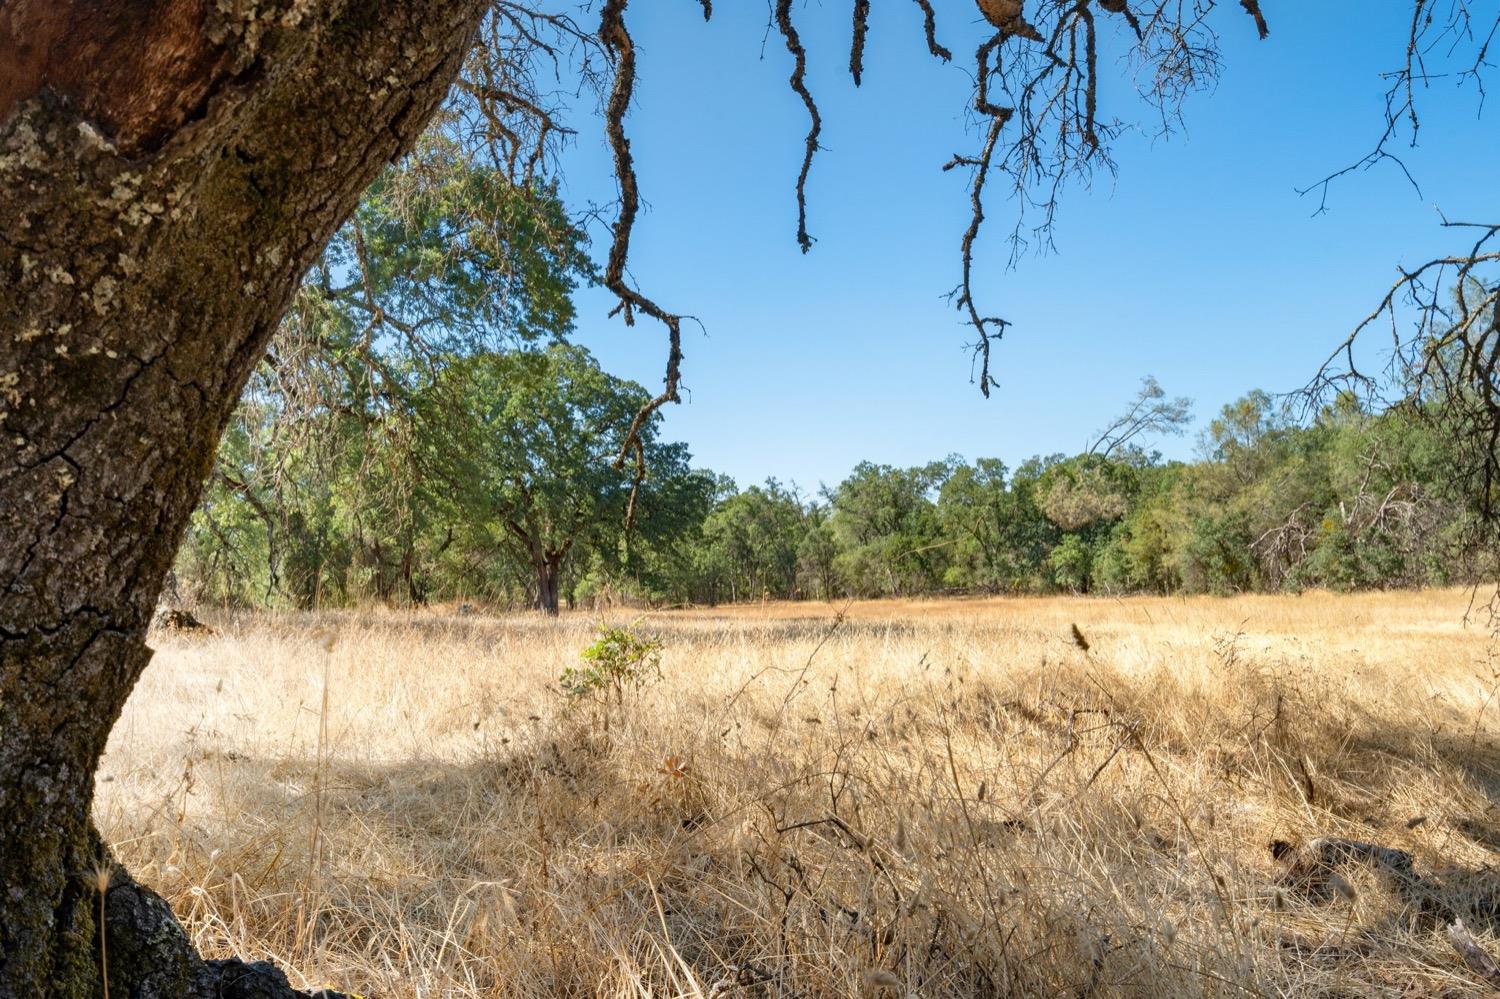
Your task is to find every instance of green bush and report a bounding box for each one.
[1180,512,1256,595]
[1048,534,1093,593]
[560,623,663,709]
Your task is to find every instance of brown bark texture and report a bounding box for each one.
[536,554,563,616]
[0,1,486,995]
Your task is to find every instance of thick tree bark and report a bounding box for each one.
[0,1,486,995]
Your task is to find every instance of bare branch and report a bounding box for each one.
[1087,375,1193,458]
[851,0,872,85]
[1299,1,1499,213]
[599,0,688,526]
[911,0,953,61]
[775,0,823,253]
[443,4,601,186]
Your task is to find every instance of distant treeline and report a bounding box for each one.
[174,155,1494,612]
[621,387,1490,604]
[178,357,1494,611]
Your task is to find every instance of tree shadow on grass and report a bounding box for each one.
[133,728,796,995]
[129,725,1100,997]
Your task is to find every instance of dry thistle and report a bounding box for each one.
[91,860,114,999]
[90,859,113,896]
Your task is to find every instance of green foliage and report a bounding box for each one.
[178,152,682,613]
[1037,457,1136,532]
[1180,512,1257,595]
[938,458,1041,592]
[339,137,595,349]
[1048,534,1093,592]
[1107,470,1185,593]
[829,460,955,597]
[698,480,808,601]
[425,342,701,612]
[797,516,841,600]
[560,624,664,706]
[176,151,1493,611]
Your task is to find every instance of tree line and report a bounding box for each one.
[177,155,1494,612]
[181,371,1493,612]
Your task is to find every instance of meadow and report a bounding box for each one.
[98,590,1500,997]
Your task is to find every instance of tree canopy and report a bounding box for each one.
[181,366,1498,608]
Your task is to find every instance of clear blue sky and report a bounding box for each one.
[556,3,1497,494]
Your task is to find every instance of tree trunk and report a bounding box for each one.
[401,530,425,606]
[0,1,485,995]
[536,556,562,616]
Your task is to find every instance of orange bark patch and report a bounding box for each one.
[0,0,235,154]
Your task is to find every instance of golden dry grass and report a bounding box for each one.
[97,589,1500,997]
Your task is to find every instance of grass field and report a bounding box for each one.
[97,590,1500,997]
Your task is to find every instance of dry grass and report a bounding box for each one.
[97,589,1500,997]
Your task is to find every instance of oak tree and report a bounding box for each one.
[429,343,692,614]
[0,2,500,994]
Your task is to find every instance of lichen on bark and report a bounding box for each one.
[0,0,487,995]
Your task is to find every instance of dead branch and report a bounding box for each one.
[1449,919,1500,990]
[1298,2,1499,213]
[911,0,953,61]
[851,0,872,85]
[599,0,688,527]
[775,0,822,253]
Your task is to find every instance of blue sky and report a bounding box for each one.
[556,3,1497,494]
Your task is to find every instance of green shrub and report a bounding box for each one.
[560,623,663,709]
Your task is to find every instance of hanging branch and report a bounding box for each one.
[1297,1,1498,213]
[448,4,600,186]
[930,0,1273,393]
[1302,5,1500,539]
[943,31,1015,397]
[775,0,822,253]
[599,0,687,527]
[851,0,873,85]
[911,0,953,61]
